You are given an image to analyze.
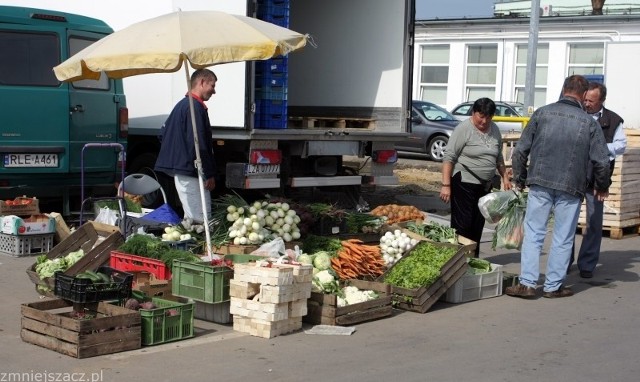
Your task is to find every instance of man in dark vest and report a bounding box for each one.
[569,82,627,278]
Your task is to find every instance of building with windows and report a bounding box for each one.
[414,11,640,127]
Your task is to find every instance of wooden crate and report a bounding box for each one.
[233,262,313,286]
[393,222,478,252]
[233,316,302,339]
[383,244,469,313]
[26,221,123,294]
[21,299,141,358]
[231,262,311,338]
[214,240,301,255]
[304,279,392,326]
[0,196,39,216]
[578,141,640,239]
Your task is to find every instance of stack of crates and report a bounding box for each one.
[255,0,290,129]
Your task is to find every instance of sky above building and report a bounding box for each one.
[416,0,495,20]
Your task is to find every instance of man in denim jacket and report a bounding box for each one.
[506,75,610,299]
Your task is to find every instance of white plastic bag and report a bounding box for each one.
[250,237,287,259]
[94,206,118,226]
[478,190,518,224]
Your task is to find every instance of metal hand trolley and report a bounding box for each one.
[78,143,127,235]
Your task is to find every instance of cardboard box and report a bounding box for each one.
[0,196,39,216]
[49,212,72,242]
[132,271,173,298]
[2,214,55,235]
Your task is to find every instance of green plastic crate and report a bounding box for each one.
[171,260,233,303]
[140,297,195,346]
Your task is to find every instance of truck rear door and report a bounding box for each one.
[67,31,121,175]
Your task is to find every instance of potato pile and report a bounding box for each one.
[370,204,424,224]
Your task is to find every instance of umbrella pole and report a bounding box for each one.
[184,65,213,260]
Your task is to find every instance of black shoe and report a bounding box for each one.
[579,270,593,279]
[543,286,574,298]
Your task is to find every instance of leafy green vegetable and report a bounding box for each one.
[35,257,67,279]
[95,197,142,213]
[34,250,86,280]
[301,234,342,256]
[405,221,457,244]
[118,234,199,271]
[384,242,457,289]
[344,212,383,234]
[467,258,492,274]
[119,234,171,258]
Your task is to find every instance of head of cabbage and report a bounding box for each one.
[296,253,313,265]
[312,251,332,271]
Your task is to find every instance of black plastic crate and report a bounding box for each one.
[311,216,347,236]
[54,266,133,304]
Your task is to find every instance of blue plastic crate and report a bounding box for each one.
[255,115,287,129]
[255,85,288,101]
[256,99,287,115]
[255,57,288,75]
[257,0,289,5]
[261,15,288,28]
[256,72,287,87]
[257,3,290,18]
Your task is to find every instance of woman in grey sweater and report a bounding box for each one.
[440,98,511,257]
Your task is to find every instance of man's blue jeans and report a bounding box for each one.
[519,185,581,292]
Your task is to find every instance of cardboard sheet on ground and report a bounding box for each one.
[304,325,356,335]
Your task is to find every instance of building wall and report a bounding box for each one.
[494,0,640,17]
[414,15,640,127]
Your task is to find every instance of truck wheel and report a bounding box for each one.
[427,135,448,162]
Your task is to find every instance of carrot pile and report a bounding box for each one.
[331,239,386,280]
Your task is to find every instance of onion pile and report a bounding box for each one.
[379,229,419,267]
[226,201,301,244]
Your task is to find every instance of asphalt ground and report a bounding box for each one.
[1,213,639,382]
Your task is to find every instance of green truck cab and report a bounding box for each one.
[0,6,127,211]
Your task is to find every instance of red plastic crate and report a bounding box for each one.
[110,250,171,280]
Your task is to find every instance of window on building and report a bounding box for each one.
[567,42,604,76]
[419,44,449,104]
[465,44,497,101]
[514,44,548,107]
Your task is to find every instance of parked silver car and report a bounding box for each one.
[396,100,459,162]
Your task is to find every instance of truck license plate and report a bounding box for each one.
[4,153,59,168]
[245,164,280,175]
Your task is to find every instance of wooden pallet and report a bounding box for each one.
[288,116,376,129]
[578,223,640,240]
[578,144,640,238]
